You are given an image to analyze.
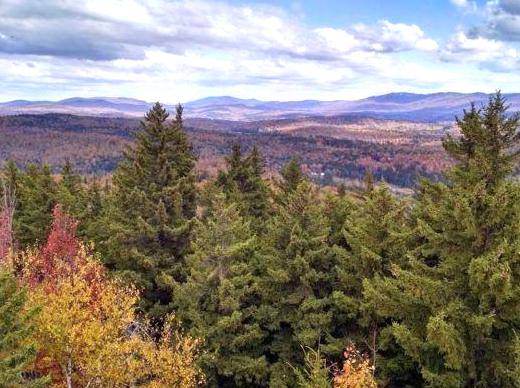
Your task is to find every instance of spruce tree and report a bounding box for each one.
[322,188,353,248]
[217,144,270,223]
[333,185,418,386]
[260,181,336,386]
[174,195,268,387]
[278,157,305,196]
[0,271,47,387]
[363,170,375,194]
[102,103,197,317]
[443,92,520,187]
[364,93,520,387]
[293,347,331,388]
[60,160,81,195]
[80,177,104,243]
[55,161,89,237]
[14,164,56,247]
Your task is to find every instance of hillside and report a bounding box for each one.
[0,113,451,188]
[2,92,519,121]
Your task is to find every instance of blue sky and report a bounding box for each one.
[1,0,520,102]
[254,0,469,34]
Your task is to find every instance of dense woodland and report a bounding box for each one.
[2,93,520,387]
[0,113,450,188]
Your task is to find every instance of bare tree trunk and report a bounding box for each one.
[65,357,73,388]
[363,324,378,377]
[371,326,377,377]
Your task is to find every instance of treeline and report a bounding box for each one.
[1,93,520,387]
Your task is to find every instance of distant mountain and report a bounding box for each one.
[2,93,520,122]
[186,96,263,108]
[0,97,155,117]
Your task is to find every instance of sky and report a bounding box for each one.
[2,0,520,103]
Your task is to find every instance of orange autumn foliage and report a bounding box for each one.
[15,205,203,387]
[334,345,377,388]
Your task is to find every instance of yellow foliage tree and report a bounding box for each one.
[334,345,377,388]
[22,248,203,387]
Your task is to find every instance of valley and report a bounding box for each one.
[0,111,453,188]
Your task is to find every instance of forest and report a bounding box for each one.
[0,113,450,188]
[2,92,520,387]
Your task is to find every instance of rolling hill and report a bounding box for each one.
[1,92,519,121]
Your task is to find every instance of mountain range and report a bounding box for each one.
[2,92,519,122]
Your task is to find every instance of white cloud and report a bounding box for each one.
[353,20,439,52]
[440,31,520,71]
[442,31,504,59]
[450,0,478,13]
[0,0,439,62]
[4,0,520,101]
[451,0,468,6]
[474,0,520,41]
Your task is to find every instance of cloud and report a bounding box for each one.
[440,30,520,71]
[450,0,479,14]
[352,20,438,52]
[0,0,438,61]
[442,31,504,60]
[8,0,520,101]
[451,0,469,7]
[500,0,520,15]
[477,0,520,41]
[438,1,520,71]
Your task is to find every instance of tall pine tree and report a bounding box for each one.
[102,103,197,317]
[55,161,91,239]
[14,164,57,248]
[217,144,270,224]
[365,92,520,387]
[334,185,418,386]
[278,157,305,197]
[259,181,336,386]
[175,195,268,387]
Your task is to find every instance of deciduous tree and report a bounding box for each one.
[20,206,203,387]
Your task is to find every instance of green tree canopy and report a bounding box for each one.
[217,144,270,224]
[365,92,520,387]
[0,271,48,387]
[102,102,197,317]
[278,157,305,197]
[174,195,268,387]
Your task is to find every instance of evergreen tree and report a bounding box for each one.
[322,189,353,248]
[59,160,81,195]
[279,157,305,196]
[217,144,270,223]
[55,161,89,237]
[363,170,375,194]
[80,177,105,243]
[260,181,336,386]
[337,183,347,198]
[14,164,56,247]
[175,195,268,387]
[247,146,265,178]
[0,271,48,387]
[365,93,520,387]
[102,103,197,317]
[293,347,331,388]
[334,185,418,386]
[443,92,520,187]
